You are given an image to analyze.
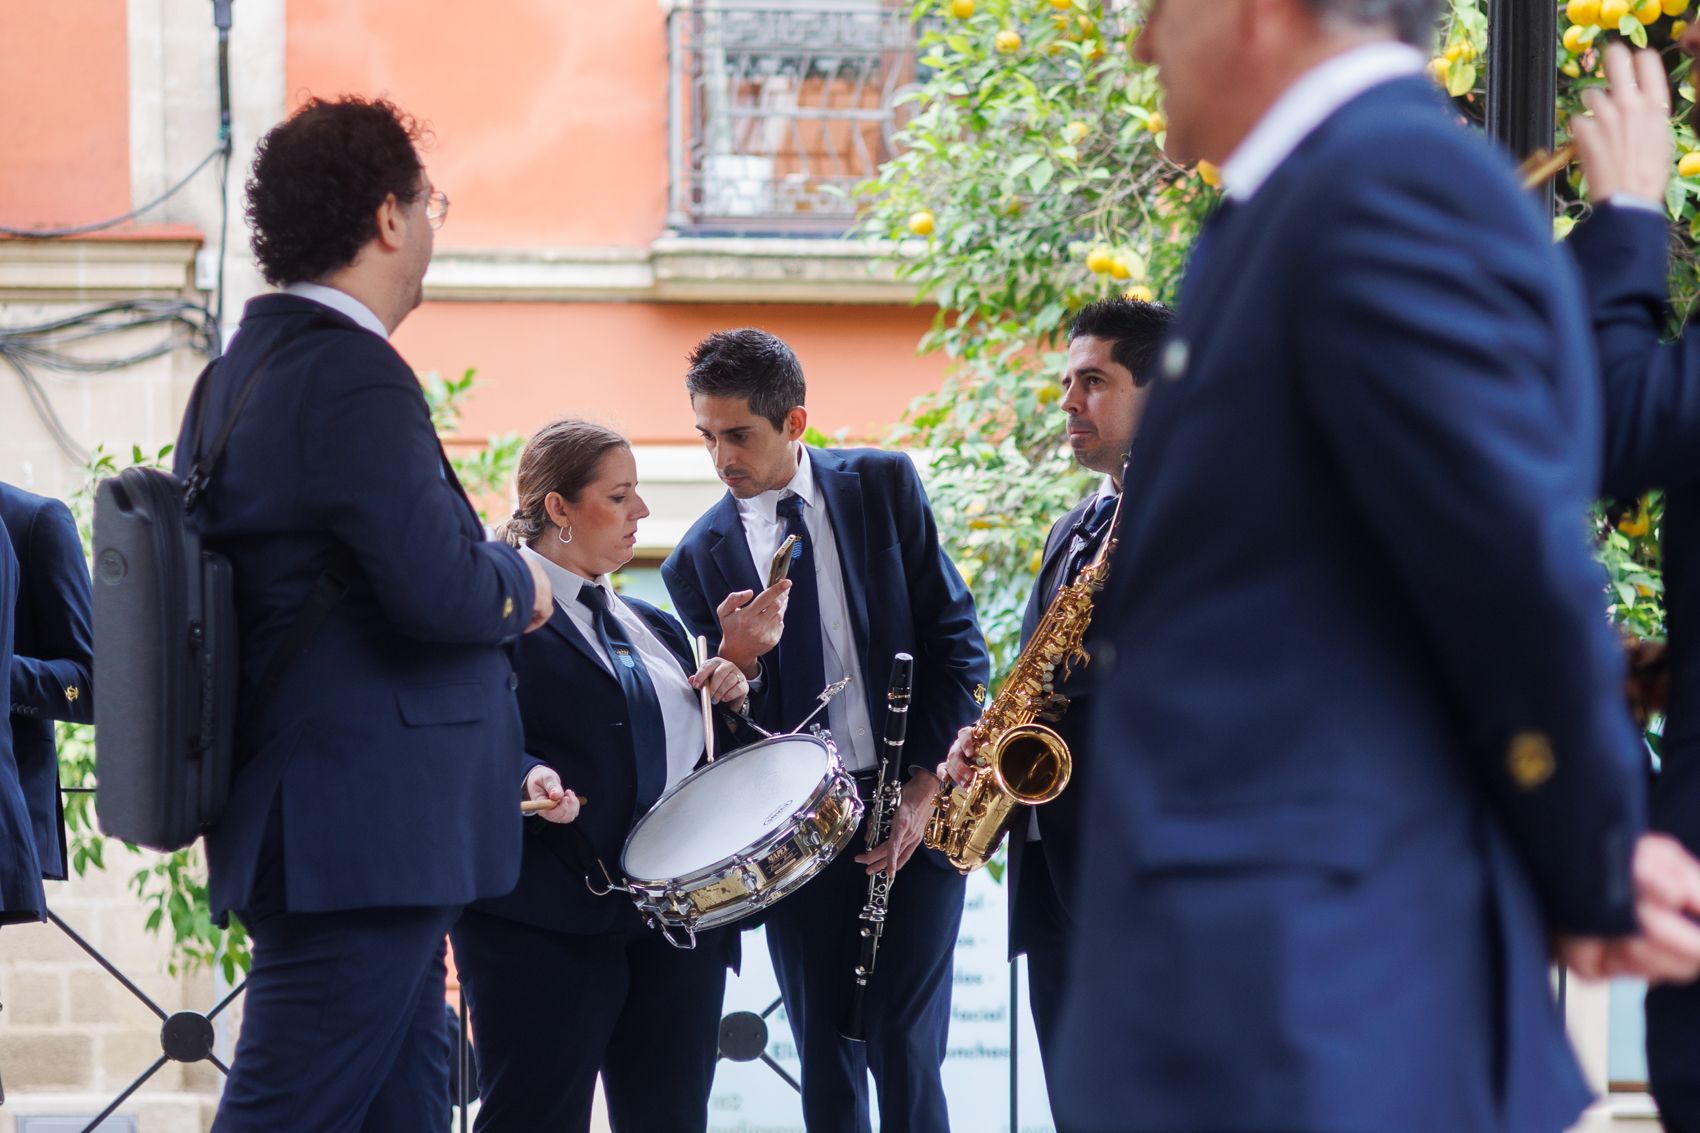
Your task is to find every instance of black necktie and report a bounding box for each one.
[578,585,667,816]
[775,492,827,732]
[1061,494,1118,592]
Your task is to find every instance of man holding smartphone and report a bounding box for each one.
[663,328,988,1133]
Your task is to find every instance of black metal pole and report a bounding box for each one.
[1485,0,1557,214]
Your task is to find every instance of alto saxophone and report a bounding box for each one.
[923,494,1122,873]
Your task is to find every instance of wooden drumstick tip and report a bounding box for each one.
[521,795,585,814]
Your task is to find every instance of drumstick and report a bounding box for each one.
[694,634,716,763]
[521,795,586,814]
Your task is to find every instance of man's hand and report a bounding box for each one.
[943,724,983,788]
[523,555,555,633]
[855,769,944,876]
[1573,42,1673,204]
[715,580,790,677]
[523,764,581,825]
[1559,832,1700,984]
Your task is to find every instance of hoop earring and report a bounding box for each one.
[558,524,573,545]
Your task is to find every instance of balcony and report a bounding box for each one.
[666,1,919,236]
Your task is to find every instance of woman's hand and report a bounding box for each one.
[690,657,750,712]
[523,764,582,824]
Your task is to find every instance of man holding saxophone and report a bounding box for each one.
[943,298,1174,1116]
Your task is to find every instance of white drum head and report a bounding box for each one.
[622,735,833,881]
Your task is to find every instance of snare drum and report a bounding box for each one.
[620,733,862,947]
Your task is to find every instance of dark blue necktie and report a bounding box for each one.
[775,492,827,732]
[579,585,667,816]
[1061,494,1119,594]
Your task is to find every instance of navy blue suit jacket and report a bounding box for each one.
[1572,203,1700,854]
[662,448,988,803]
[0,535,45,924]
[474,592,749,961]
[172,294,535,919]
[1056,78,1645,1132]
[1005,494,1096,956]
[0,483,93,880]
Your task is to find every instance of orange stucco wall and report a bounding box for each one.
[287,0,668,248]
[0,1,131,228]
[395,302,945,445]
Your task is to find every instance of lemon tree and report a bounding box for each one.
[861,0,1214,674]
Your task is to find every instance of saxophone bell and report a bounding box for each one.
[987,723,1071,805]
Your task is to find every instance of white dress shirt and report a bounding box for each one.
[281,282,389,338]
[1222,42,1426,203]
[522,546,705,793]
[735,447,877,772]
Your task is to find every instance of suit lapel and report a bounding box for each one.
[1039,497,1093,603]
[706,493,763,600]
[811,450,871,656]
[542,605,611,678]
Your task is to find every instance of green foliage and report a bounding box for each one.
[58,371,515,977]
[861,0,1210,675]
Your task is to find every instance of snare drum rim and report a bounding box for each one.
[618,732,843,886]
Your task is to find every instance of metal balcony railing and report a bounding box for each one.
[666,1,920,235]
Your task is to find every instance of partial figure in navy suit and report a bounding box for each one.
[0,481,93,884]
[175,97,554,1133]
[0,534,45,928]
[452,419,763,1133]
[1053,3,1700,1131]
[1569,38,1700,1133]
[942,298,1171,1123]
[663,330,990,1133]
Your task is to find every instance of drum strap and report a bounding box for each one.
[537,822,624,897]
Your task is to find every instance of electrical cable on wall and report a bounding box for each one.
[2,0,236,464]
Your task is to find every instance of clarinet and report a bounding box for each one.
[842,652,914,1042]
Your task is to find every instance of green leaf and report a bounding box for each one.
[1446,60,1478,98]
[1026,158,1055,192]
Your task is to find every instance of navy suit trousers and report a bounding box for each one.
[1013,840,1076,1130]
[763,812,965,1133]
[451,908,728,1133]
[212,904,460,1133]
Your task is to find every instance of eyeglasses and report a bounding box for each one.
[425,189,450,230]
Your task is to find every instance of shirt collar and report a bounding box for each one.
[1221,41,1425,203]
[735,444,815,524]
[281,282,390,340]
[520,544,607,609]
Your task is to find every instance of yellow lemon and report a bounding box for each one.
[1146,110,1166,133]
[1568,0,1602,23]
[1664,0,1688,14]
[1637,582,1656,597]
[1679,151,1700,177]
[1197,160,1221,186]
[1676,18,1690,34]
[1085,247,1114,274]
[1123,284,1156,302]
[1636,0,1662,23]
[1052,13,1071,30]
[1620,514,1651,536]
[995,29,1022,53]
[1051,0,1073,8]
[950,0,974,17]
[1077,14,1096,34]
[1429,56,1451,84]
[1562,59,1583,77]
[1036,384,1061,405]
[1063,120,1090,144]
[1600,0,1630,25]
[1109,256,1132,280]
[1028,550,1044,573]
[1563,24,1590,51]
[907,209,935,237]
[1445,42,1465,62]
[1000,193,1023,216]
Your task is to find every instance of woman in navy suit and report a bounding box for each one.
[452,419,776,1133]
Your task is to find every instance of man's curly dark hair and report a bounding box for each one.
[245,96,428,287]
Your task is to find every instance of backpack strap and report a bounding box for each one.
[184,316,339,514]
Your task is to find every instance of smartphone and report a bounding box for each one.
[768,534,800,588]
